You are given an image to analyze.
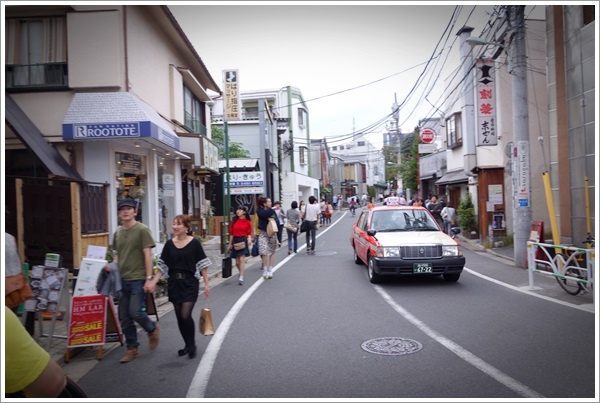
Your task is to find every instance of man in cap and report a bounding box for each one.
[107,198,160,363]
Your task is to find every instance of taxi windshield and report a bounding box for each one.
[370,209,438,232]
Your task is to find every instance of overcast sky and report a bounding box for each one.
[170,3,545,149]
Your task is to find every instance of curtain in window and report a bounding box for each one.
[43,17,67,63]
[5,17,66,86]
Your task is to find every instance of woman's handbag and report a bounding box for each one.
[199,303,215,336]
[300,220,309,234]
[251,241,259,257]
[267,217,279,237]
[5,272,33,309]
[233,241,246,251]
[222,257,232,278]
[285,222,298,233]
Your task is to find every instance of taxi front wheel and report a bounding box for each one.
[368,256,382,284]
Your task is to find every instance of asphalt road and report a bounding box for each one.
[75,211,597,399]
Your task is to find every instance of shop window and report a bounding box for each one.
[158,155,176,243]
[115,152,147,223]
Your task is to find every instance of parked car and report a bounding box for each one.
[350,205,465,283]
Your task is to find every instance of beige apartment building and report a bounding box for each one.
[5,5,220,268]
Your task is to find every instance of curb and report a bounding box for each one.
[457,235,515,264]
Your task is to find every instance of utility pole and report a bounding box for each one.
[509,5,531,268]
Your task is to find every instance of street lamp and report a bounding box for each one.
[465,36,505,60]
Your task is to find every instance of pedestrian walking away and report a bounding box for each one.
[349,197,356,216]
[106,198,161,363]
[155,214,211,359]
[286,201,301,254]
[304,195,321,254]
[273,201,286,247]
[256,196,278,279]
[441,202,457,235]
[299,200,306,219]
[427,195,444,229]
[323,202,332,226]
[226,206,253,285]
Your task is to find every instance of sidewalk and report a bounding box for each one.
[456,234,515,263]
[34,222,290,377]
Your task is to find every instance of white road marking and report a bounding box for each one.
[464,267,595,313]
[373,285,545,398]
[189,212,557,398]
[187,212,345,397]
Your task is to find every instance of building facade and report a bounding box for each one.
[433,15,550,244]
[212,86,320,210]
[5,5,220,267]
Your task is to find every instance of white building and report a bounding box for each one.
[212,86,320,209]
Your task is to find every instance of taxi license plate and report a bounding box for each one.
[413,263,432,273]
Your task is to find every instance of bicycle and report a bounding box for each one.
[555,234,595,295]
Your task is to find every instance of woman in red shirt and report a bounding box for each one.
[227,206,253,285]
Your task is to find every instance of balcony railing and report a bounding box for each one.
[184,112,208,136]
[5,63,68,90]
[211,112,262,122]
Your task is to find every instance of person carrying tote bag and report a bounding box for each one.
[227,206,253,285]
[286,201,301,254]
[256,196,278,279]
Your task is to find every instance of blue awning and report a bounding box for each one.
[62,92,180,151]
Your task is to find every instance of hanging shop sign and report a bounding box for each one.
[476,58,497,146]
[223,69,240,121]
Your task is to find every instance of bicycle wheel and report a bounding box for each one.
[555,254,584,295]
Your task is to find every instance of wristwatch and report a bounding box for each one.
[146,275,153,280]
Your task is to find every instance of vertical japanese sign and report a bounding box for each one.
[68,294,107,347]
[223,69,240,121]
[515,141,530,207]
[476,59,497,146]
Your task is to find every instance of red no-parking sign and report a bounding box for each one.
[420,128,436,143]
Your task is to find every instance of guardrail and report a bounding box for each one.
[527,241,595,304]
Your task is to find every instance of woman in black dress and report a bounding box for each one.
[156,214,211,358]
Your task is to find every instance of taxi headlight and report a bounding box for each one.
[442,245,460,256]
[377,247,401,258]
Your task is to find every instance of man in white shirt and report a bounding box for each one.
[304,196,321,254]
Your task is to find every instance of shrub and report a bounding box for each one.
[457,192,477,234]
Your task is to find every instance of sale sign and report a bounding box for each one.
[68,294,107,347]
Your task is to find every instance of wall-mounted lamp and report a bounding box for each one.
[134,142,141,148]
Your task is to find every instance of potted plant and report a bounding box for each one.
[457,192,478,239]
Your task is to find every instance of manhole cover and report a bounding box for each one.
[361,337,423,356]
[313,251,337,256]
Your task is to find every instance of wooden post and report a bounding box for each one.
[71,182,82,267]
[15,178,25,262]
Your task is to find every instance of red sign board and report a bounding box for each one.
[68,294,107,347]
[420,128,436,144]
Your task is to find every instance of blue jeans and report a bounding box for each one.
[118,279,157,348]
[306,220,318,251]
[287,228,298,252]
